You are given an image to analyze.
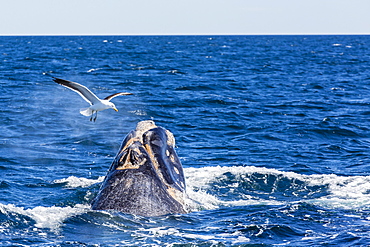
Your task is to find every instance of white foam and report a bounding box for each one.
[87,68,102,73]
[184,166,286,210]
[185,187,283,212]
[128,109,148,116]
[184,166,370,210]
[0,203,89,229]
[54,176,104,188]
[134,225,250,245]
[185,189,220,210]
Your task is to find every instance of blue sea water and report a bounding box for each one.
[1,35,370,246]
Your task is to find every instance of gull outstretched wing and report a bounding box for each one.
[53,77,101,105]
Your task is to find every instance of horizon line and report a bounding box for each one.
[1,33,370,36]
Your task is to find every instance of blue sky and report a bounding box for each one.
[1,0,370,35]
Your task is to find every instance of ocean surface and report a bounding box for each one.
[1,35,370,246]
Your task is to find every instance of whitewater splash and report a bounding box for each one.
[0,204,89,230]
[1,166,370,230]
[54,176,104,188]
[185,166,370,211]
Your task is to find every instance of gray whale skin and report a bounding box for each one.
[91,120,187,216]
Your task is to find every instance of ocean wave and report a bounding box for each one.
[53,176,104,188]
[2,165,370,232]
[184,166,370,211]
[131,225,251,245]
[0,203,89,229]
[51,166,370,212]
[0,170,368,247]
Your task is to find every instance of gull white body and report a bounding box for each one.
[80,100,115,116]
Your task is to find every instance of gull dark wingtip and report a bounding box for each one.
[52,77,70,85]
[53,77,64,85]
[103,92,134,101]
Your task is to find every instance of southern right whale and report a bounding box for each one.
[91,120,187,216]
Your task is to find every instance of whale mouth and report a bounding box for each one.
[91,120,187,216]
[112,120,186,192]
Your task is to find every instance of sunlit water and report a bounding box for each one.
[1,35,370,246]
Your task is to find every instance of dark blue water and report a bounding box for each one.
[1,35,370,246]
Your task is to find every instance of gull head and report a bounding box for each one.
[108,102,118,112]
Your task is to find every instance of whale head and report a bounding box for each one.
[91,120,187,216]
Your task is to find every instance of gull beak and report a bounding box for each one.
[114,107,118,112]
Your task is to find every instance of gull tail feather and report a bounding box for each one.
[80,108,93,116]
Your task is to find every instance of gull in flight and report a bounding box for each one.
[53,77,133,122]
